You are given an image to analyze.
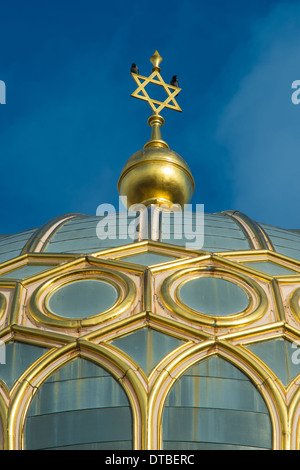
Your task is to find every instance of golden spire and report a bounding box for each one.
[118,51,195,208]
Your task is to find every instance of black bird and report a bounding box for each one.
[131,63,139,74]
[171,75,179,87]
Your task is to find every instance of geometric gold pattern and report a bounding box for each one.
[2,211,300,449]
[131,51,182,114]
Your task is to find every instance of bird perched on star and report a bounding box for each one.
[131,63,139,74]
[130,52,182,114]
[171,75,179,87]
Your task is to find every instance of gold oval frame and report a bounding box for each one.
[29,268,136,328]
[160,267,268,327]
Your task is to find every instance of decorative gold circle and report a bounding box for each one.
[290,287,300,321]
[29,268,136,328]
[160,266,268,327]
[177,276,251,315]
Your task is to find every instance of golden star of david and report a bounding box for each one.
[131,51,182,114]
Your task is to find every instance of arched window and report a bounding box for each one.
[162,356,272,450]
[24,357,133,450]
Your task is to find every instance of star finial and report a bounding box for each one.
[130,51,182,115]
[150,50,163,70]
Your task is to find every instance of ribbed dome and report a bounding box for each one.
[1,208,300,450]
[1,210,300,262]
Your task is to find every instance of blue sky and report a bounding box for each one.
[1,0,300,234]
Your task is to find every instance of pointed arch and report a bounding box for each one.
[8,339,147,450]
[0,392,8,449]
[149,339,287,450]
[287,385,300,449]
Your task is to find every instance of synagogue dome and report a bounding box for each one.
[1,52,300,451]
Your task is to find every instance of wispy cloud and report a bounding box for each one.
[216,1,300,229]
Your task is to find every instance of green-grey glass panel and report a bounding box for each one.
[166,376,267,412]
[47,279,118,319]
[244,261,296,276]
[163,441,266,450]
[24,358,133,450]
[29,376,129,415]
[202,235,249,251]
[163,408,271,449]
[45,356,111,382]
[45,237,132,253]
[0,229,36,249]
[246,338,300,386]
[120,252,176,266]
[260,224,300,261]
[0,264,54,279]
[25,408,132,450]
[160,212,251,251]
[44,214,137,253]
[162,356,272,450]
[182,355,246,379]
[111,328,185,375]
[179,277,249,316]
[0,251,22,264]
[260,225,300,244]
[48,441,132,450]
[0,342,49,389]
[0,230,37,264]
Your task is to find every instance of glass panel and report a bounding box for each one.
[163,408,271,449]
[179,277,249,316]
[25,407,132,450]
[0,342,49,390]
[161,213,251,251]
[162,356,272,450]
[0,229,36,249]
[47,279,118,319]
[243,261,296,276]
[246,338,300,387]
[0,230,37,264]
[45,214,137,253]
[24,358,133,450]
[119,252,176,266]
[111,328,185,375]
[0,265,54,279]
[260,225,300,261]
[0,251,22,264]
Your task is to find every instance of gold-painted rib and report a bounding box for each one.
[0,392,8,450]
[143,268,152,312]
[21,213,83,254]
[223,210,271,250]
[256,222,275,251]
[271,278,286,321]
[8,282,24,325]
